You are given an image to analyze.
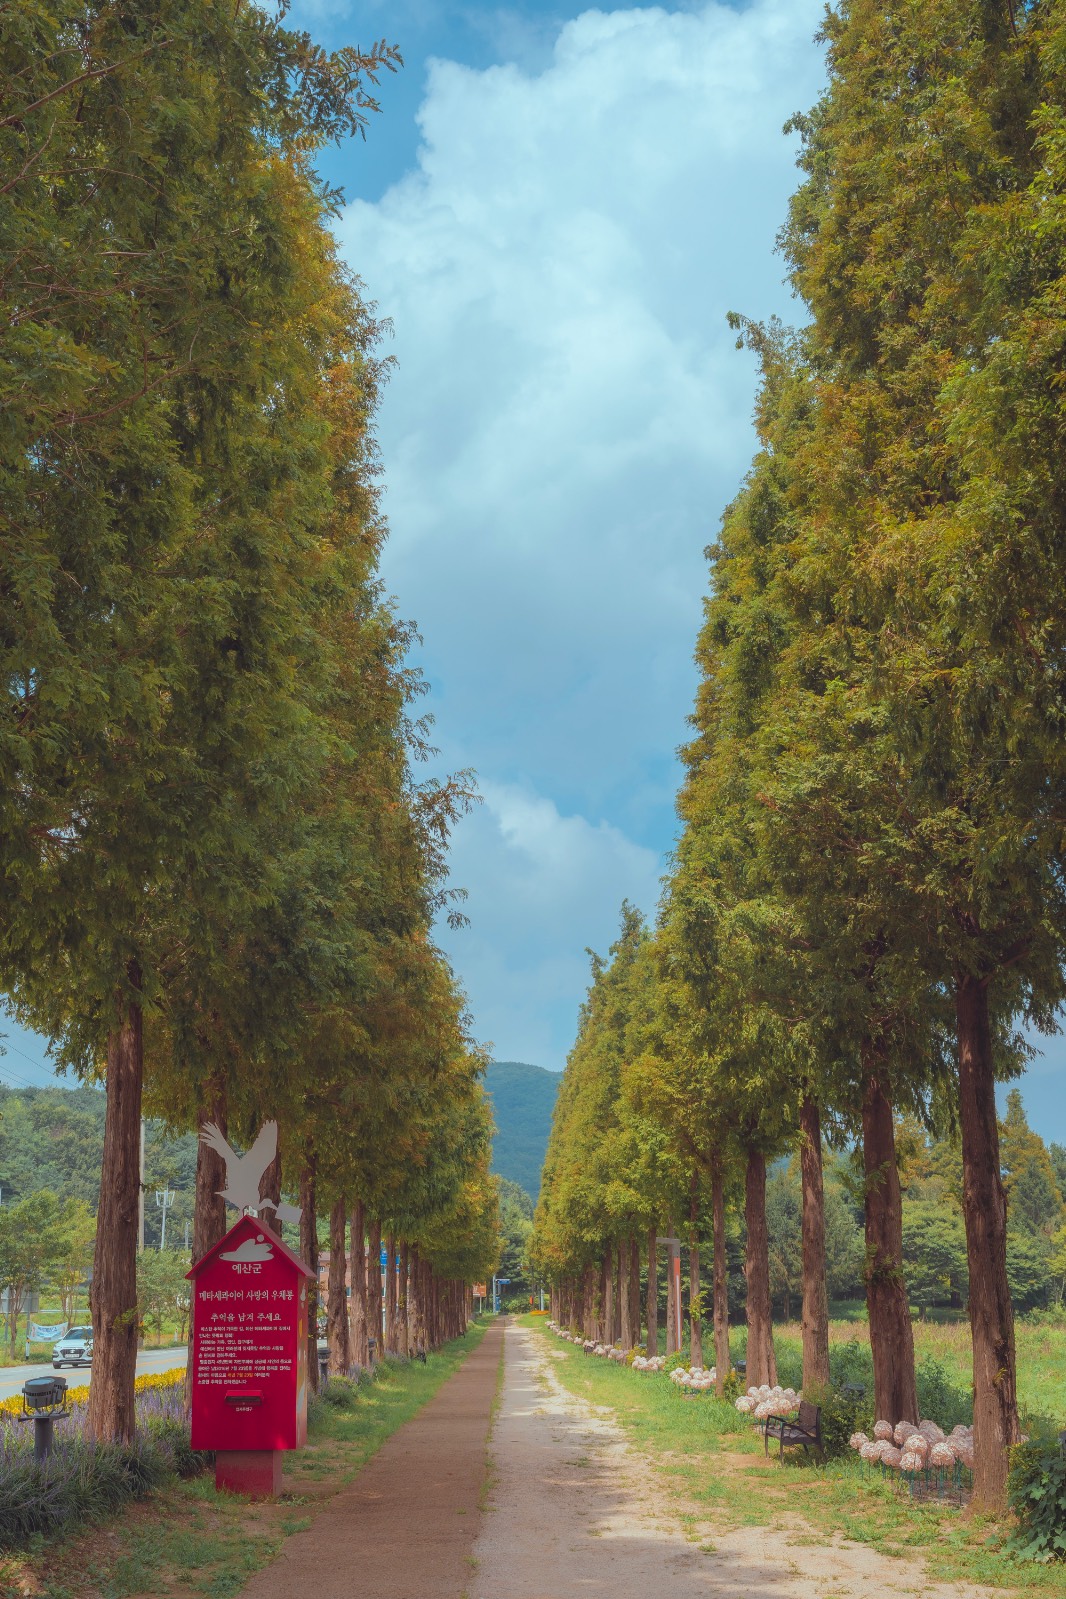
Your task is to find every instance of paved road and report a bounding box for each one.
[238,1320,503,1599]
[0,1344,187,1400]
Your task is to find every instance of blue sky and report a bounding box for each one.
[3,1,1065,1143]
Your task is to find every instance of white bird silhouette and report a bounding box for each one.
[199,1121,278,1214]
[258,1197,303,1228]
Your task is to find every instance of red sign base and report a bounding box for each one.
[215,1449,283,1499]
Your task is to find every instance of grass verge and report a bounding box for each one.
[524,1317,1061,1594]
[1,1325,487,1599]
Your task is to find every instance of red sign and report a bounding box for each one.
[187,1214,314,1453]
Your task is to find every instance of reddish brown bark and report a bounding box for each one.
[957,973,1019,1510]
[861,1056,917,1424]
[799,1095,831,1391]
[398,1240,410,1355]
[186,1075,229,1404]
[645,1228,658,1356]
[619,1238,633,1348]
[688,1174,704,1368]
[326,1197,350,1375]
[366,1217,383,1360]
[601,1251,614,1346]
[628,1236,641,1346]
[666,1235,679,1355]
[613,1242,624,1344]
[349,1199,368,1365]
[408,1247,423,1354]
[86,982,143,1444]
[711,1157,729,1394]
[583,1261,597,1340]
[743,1146,777,1388]
[384,1234,398,1352]
[299,1159,319,1393]
[260,1144,282,1224]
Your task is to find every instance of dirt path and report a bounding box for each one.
[236,1321,502,1599]
[471,1324,1006,1599]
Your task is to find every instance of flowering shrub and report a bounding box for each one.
[0,1373,204,1548]
[0,1365,185,1419]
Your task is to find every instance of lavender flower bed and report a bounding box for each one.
[0,1380,209,1548]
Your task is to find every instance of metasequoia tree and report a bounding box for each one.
[778,0,1066,1504]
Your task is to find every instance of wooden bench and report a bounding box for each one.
[764,1399,823,1459]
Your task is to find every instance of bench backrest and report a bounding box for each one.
[797,1400,821,1434]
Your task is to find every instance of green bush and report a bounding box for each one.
[721,1368,742,1403]
[663,1351,689,1374]
[1007,1439,1066,1564]
[799,1383,873,1459]
[142,1415,211,1479]
[914,1356,971,1429]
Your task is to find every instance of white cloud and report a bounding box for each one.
[333,1,827,1064]
[438,782,662,1066]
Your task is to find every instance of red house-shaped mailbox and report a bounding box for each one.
[187,1214,313,1495]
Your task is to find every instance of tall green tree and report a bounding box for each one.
[1,0,400,1441]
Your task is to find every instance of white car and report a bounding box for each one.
[53,1327,93,1369]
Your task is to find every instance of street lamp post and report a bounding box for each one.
[155,1184,175,1250]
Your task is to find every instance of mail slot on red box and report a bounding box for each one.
[188,1214,314,1453]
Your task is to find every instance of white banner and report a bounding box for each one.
[29,1321,68,1344]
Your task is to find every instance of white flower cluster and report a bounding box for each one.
[669,1365,717,1391]
[850,1417,974,1473]
[546,1323,630,1361]
[734,1384,800,1419]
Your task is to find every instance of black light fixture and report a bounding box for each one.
[21,1375,68,1462]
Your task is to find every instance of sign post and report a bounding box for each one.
[187,1213,314,1499]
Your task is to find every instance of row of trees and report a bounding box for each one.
[536,0,1066,1511]
[1,1,499,1439]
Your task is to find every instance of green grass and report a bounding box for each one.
[4,1325,488,1599]
[766,1316,1066,1426]
[527,1316,1064,1593]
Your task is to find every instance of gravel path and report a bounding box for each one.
[471,1324,1004,1599]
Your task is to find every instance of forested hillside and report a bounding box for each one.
[0,1083,197,1246]
[484,1062,560,1197]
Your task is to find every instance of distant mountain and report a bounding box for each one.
[484,1061,560,1200]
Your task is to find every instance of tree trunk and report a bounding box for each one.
[861,1055,918,1424]
[619,1237,633,1349]
[384,1233,397,1352]
[186,1074,230,1405]
[613,1242,624,1344]
[601,1252,613,1346]
[349,1200,368,1366]
[366,1217,382,1361]
[326,1198,350,1375]
[743,1146,777,1388]
[409,1247,424,1354]
[300,1159,319,1393]
[799,1095,831,1391]
[957,973,1019,1510]
[645,1228,658,1356]
[666,1235,678,1356]
[629,1236,641,1347]
[711,1156,729,1394]
[260,1144,282,1229]
[688,1174,704,1368]
[86,981,143,1444]
[583,1261,597,1341]
[399,1241,410,1356]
